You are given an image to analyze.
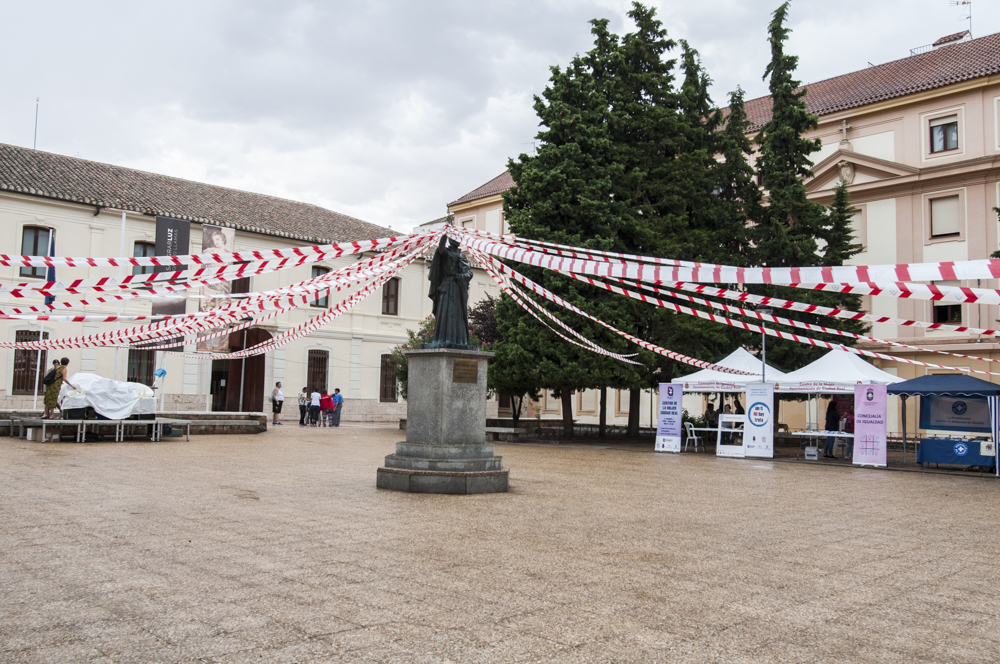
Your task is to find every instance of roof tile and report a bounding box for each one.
[744,31,1000,132]
[0,143,393,243]
[448,171,514,207]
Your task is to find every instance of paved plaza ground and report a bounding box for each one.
[2,426,999,663]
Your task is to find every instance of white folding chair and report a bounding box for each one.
[684,421,705,452]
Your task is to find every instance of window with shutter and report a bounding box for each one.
[12,330,48,395]
[307,350,328,393]
[382,278,399,316]
[929,115,959,153]
[379,355,397,402]
[930,195,961,237]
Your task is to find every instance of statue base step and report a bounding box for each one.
[376,466,509,494]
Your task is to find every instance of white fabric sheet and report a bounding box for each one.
[59,373,157,420]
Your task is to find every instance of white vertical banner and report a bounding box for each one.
[655,383,683,453]
[744,382,774,458]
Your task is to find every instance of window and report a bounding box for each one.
[933,304,962,324]
[930,115,959,153]
[132,242,156,275]
[382,277,400,316]
[499,394,512,410]
[616,390,630,416]
[231,262,250,296]
[380,355,397,402]
[307,349,328,393]
[12,330,48,395]
[930,195,961,237]
[20,227,51,279]
[127,348,157,385]
[312,266,330,308]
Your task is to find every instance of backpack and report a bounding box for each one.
[42,367,58,386]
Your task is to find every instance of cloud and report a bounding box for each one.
[0,0,992,232]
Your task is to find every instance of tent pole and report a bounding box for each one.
[901,395,907,464]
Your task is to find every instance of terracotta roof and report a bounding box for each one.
[448,171,514,207]
[934,30,970,46]
[0,142,392,243]
[743,31,1000,132]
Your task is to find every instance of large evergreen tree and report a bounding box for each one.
[750,1,866,369]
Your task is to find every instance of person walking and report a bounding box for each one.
[319,391,334,427]
[297,387,308,426]
[308,388,321,426]
[823,398,840,458]
[42,357,76,420]
[270,382,284,426]
[332,388,343,427]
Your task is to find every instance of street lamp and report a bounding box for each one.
[756,304,773,383]
[236,317,253,412]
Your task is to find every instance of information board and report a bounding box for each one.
[853,384,887,467]
[744,382,774,458]
[655,383,683,453]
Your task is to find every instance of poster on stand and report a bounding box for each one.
[197,225,236,352]
[853,384,887,467]
[744,382,774,458]
[655,383,683,453]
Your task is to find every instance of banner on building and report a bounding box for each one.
[197,225,236,352]
[853,384,887,467]
[919,394,991,433]
[152,216,191,352]
[655,383,683,453]
[744,382,774,458]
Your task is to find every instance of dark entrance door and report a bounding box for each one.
[210,328,272,412]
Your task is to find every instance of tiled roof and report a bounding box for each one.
[934,30,970,46]
[743,31,1000,132]
[448,171,514,207]
[0,142,392,243]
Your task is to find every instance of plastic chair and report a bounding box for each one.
[684,421,705,452]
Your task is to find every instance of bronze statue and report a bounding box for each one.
[426,235,473,347]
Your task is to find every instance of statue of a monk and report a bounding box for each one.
[426,235,473,347]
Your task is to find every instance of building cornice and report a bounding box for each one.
[448,194,504,214]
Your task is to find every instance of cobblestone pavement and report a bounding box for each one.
[2,426,999,663]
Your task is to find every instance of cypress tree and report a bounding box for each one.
[749,1,867,369]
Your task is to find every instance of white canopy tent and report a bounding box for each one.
[774,349,903,394]
[775,349,904,431]
[672,348,787,392]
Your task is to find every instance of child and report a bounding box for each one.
[320,391,334,427]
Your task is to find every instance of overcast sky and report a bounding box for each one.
[1,0,993,233]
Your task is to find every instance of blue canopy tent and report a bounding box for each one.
[888,374,1000,475]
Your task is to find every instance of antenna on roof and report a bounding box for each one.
[950,0,972,37]
[33,97,39,150]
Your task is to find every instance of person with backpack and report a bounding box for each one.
[42,357,76,420]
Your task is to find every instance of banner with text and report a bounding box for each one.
[152,216,191,353]
[853,384,887,467]
[919,394,991,433]
[655,383,683,453]
[744,382,774,458]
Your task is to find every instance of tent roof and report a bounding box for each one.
[672,348,786,392]
[775,349,903,393]
[887,373,1000,397]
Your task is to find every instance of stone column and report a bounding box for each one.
[376,348,508,494]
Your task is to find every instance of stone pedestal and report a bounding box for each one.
[377,348,508,494]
